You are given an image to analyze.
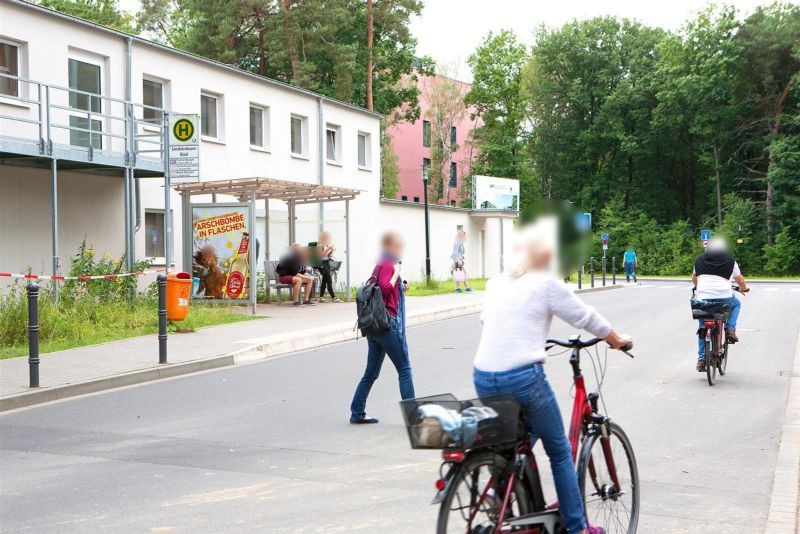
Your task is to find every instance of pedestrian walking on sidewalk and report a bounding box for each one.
[623,246,638,283]
[317,231,341,302]
[350,231,415,424]
[451,230,473,293]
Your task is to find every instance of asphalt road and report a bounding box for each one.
[1,281,799,533]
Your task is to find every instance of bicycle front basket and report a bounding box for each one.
[400,394,521,450]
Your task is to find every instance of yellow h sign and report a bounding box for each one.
[173,119,194,142]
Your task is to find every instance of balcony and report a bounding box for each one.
[0,73,167,175]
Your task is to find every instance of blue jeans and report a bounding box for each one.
[624,262,636,281]
[350,315,415,419]
[697,295,740,360]
[474,364,586,534]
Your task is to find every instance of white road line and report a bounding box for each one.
[790,287,800,292]
[764,287,779,292]
[765,328,800,533]
[657,285,678,289]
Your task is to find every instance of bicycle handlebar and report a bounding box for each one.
[546,337,634,358]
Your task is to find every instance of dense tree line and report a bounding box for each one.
[465,4,800,275]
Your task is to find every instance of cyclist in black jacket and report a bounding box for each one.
[691,237,749,372]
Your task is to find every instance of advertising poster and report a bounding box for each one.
[190,204,251,300]
[474,176,520,211]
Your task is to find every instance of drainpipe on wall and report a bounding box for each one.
[317,96,324,232]
[124,37,142,236]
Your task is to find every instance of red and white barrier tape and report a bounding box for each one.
[0,269,166,281]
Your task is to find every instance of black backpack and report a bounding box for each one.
[355,266,391,337]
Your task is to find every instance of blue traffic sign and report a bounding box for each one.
[577,212,592,232]
[601,232,609,240]
[700,229,711,241]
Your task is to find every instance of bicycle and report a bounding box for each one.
[401,336,639,534]
[691,285,748,386]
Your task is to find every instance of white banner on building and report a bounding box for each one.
[168,114,200,183]
[474,176,520,211]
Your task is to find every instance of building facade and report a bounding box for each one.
[386,73,479,206]
[0,0,381,286]
[0,0,514,292]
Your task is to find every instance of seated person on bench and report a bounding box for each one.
[276,244,316,306]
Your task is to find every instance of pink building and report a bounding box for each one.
[386,74,480,206]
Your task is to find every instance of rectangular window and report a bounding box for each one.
[358,132,371,169]
[142,78,163,123]
[401,195,408,201]
[291,114,307,156]
[200,93,218,138]
[422,120,431,147]
[449,161,458,187]
[450,126,457,145]
[68,58,102,149]
[0,41,20,97]
[413,196,420,203]
[250,106,263,147]
[423,157,431,178]
[326,123,341,163]
[144,210,172,261]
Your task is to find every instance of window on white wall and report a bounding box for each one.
[200,92,220,139]
[142,78,164,122]
[326,123,341,163]
[357,131,371,169]
[249,104,270,149]
[68,58,102,150]
[144,209,172,263]
[291,114,308,156]
[0,40,20,97]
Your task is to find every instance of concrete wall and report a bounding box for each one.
[0,167,124,275]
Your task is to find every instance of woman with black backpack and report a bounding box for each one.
[349,231,415,424]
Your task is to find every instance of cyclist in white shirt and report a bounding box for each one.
[691,237,749,372]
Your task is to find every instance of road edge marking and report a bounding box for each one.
[765,328,800,533]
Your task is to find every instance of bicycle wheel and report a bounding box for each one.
[705,334,716,386]
[577,422,640,534]
[718,337,728,376]
[437,451,532,534]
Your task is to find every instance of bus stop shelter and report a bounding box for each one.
[174,177,361,313]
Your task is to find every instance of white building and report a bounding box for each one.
[0,0,514,295]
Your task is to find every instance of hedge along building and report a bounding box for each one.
[0,0,381,292]
[0,0,515,294]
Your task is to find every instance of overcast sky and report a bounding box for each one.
[410,0,774,80]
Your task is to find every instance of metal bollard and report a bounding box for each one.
[157,274,167,364]
[27,283,40,388]
[578,266,582,289]
[612,256,616,285]
[590,257,595,288]
[602,257,606,286]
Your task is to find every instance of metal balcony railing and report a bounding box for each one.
[0,72,169,172]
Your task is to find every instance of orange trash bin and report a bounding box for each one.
[166,272,192,321]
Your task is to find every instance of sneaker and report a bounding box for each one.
[696,360,706,372]
[293,301,305,307]
[466,287,474,292]
[350,416,379,424]
[455,288,463,293]
[725,327,738,344]
[587,526,606,534]
[303,300,317,306]
[332,297,342,303]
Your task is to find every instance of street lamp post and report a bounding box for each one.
[422,165,431,282]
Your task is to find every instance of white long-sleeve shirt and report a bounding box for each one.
[474,272,613,372]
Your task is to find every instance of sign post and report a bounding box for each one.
[164,114,200,272]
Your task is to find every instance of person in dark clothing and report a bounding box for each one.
[317,231,340,302]
[276,244,316,306]
[691,237,749,372]
[349,231,415,424]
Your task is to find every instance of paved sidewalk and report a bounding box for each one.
[0,284,624,411]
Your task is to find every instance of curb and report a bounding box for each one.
[765,329,800,533]
[0,356,233,412]
[0,285,624,412]
[637,277,799,284]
